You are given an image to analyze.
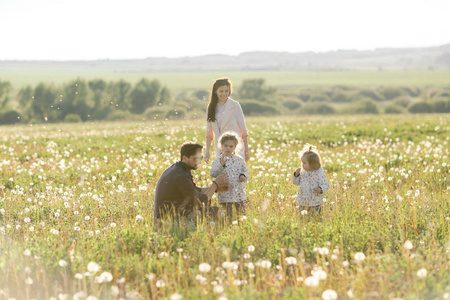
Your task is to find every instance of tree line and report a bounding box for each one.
[0,78,171,124]
[1,77,449,125]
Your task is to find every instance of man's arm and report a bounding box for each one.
[199,173,228,198]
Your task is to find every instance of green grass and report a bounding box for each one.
[0,115,449,299]
[1,68,450,90]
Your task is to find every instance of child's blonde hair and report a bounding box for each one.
[218,131,242,156]
[301,144,322,170]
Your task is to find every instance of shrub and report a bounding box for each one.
[310,94,330,102]
[165,109,186,119]
[351,99,379,114]
[282,100,302,110]
[240,100,280,116]
[402,87,421,97]
[305,104,335,115]
[107,110,132,121]
[358,89,384,101]
[332,92,352,103]
[324,89,334,97]
[298,92,311,102]
[64,113,82,123]
[426,87,442,99]
[238,79,276,101]
[379,87,403,100]
[145,107,169,120]
[433,91,450,100]
[193,90,209,101]
[315,104,335,114]
[431,100,450,113]
[334,85,354,91]
[384,105,402,114]
[408,102,433,113]
[0,110,21,125]
[394,96,411,108]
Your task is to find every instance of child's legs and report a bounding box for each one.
[220,202,246,219]
[299,205,322,215]
[234,202,246,216]
[220,203,234,219]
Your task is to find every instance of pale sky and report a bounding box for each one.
[1,0,449,61]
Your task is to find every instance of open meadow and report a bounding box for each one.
[1,115,449,299]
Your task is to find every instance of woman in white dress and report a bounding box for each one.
[204,78,249,163]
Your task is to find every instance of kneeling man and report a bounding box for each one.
[154,142,227,221]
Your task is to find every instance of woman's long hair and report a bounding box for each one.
[207,78,232,122]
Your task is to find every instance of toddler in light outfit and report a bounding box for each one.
[210,132,249,219]
[292,145,329,214]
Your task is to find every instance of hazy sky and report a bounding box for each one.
[1,0,449,60]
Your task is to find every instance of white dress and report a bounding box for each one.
[210,154,249,203]
[292,167,330,206]
[206,98,248,160]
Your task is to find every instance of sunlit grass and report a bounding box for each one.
[0,115,449,299]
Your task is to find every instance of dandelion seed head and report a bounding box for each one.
[312,268,327,280]
[285,256,297,265]
[59,259,67,267]
[198,263,212,273]
[87,262,100,273]
[417,268,427,279]
[170,293,183,300]
[403,240,413,250]
[213,285,224,294]
[322,289,338,300]
[304,276,319,288]
[258,259,272,269]
[354,252,365,262]
[100,272,113,282]
[156,279,166,288]
[158,251,168,258]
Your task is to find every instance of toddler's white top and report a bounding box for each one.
[292,167,329,206]
[211,154,249,203]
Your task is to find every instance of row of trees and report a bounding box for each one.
[1,77,449,125]
[0,78,171,124]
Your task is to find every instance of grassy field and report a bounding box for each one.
[1,115,449,299]
[2,68,450,90]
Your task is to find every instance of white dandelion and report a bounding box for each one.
[403,240,413,250]
[417,268,427,279]
[322,289,338,300]
[354,252,365,262]
[87,262,100,273]
[198,263,212,273]
[304,276,319,288]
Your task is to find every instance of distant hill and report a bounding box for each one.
[1,44,450,72]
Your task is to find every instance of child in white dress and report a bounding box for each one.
[210,132,249,219]
[292,145,329,214]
